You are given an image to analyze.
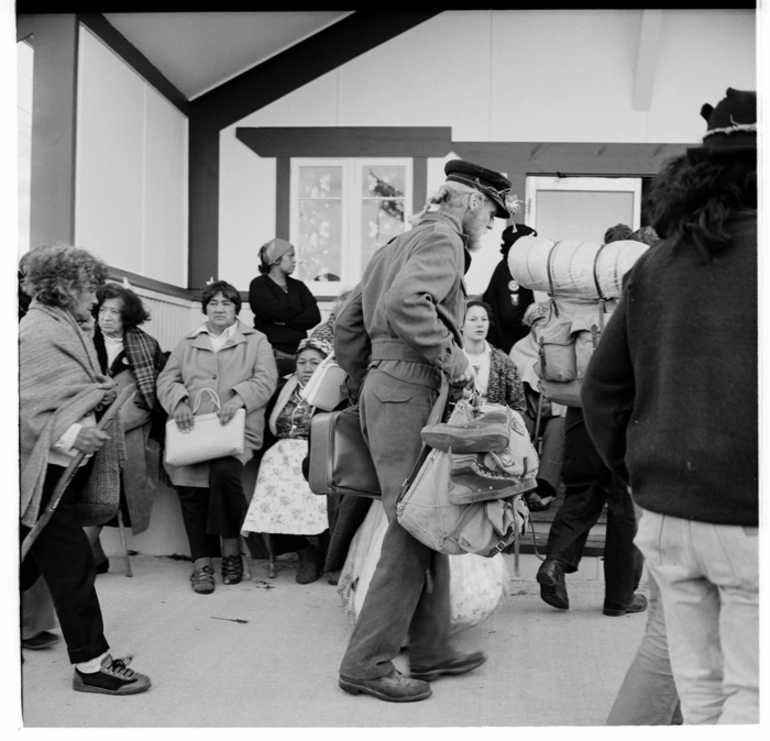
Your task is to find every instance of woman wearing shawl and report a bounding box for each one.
[19,244,151,695]
[84,282,166,572]
[241,337,332,584]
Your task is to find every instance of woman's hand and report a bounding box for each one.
[174,401,194,432]
[72,427,110,454]
[98,379,118,407]
[218,396,245,425]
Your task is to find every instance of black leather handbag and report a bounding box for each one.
[308,404,381,499]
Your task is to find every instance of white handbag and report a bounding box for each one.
[164,388,246,467]
[299,353,348,411]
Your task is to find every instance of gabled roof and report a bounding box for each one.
[102,11,354,101]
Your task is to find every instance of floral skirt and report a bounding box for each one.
[241,438,328,536]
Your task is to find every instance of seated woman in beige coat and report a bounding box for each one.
[157,280,278,594]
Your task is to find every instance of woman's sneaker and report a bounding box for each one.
[73,654,151,695]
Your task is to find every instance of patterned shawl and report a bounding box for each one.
[94,325,165,411]
[19,301,124,527]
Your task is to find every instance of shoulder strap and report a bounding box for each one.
[592,243,608,333]
[397,376,451,502]
[546,242,560,317]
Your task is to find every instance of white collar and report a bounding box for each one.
[193,321,238,339]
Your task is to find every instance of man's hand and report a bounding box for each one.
[449,367,475,389]
[72,428,110,454]
[174,401,194,432]
[218,396,245,425]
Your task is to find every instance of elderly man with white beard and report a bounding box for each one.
[333,159,519,702]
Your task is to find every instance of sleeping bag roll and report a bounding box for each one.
[508,236,649,299]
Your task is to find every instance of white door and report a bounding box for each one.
[526,176,642,244]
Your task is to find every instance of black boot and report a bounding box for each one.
[536,558,569,610]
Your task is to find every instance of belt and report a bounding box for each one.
[370,340,431,365]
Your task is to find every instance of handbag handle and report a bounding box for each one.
[191,388,222,414]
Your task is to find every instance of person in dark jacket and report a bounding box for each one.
[481,223,537,354]
[248,238,321,378]
[582,88,758,724]
[534,227,647,617]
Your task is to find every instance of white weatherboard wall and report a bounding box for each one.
[218,8,756,294]
[75,25,188,286]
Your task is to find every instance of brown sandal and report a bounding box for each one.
[190,565,215,594]
[221,555,243,585]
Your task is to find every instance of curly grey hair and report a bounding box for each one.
[22,244,108,308]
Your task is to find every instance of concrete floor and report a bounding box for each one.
[13,552,654,730]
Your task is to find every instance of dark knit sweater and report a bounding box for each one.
[581,211,757,526]
[248,274,321,355]
[485,346,526,413]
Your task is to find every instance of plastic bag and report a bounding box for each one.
[338,500,508,633]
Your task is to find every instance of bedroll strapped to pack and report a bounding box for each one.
[509,237,650,408]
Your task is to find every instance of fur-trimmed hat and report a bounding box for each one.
[687,87,756,163]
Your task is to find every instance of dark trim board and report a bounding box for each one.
[29,15,79,249]
[192,12,443,131]
[237,127,453,158]
[275,158,292,241]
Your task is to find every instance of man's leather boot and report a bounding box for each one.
[536,558,569,610]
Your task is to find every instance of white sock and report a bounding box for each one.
[75,651,109,674]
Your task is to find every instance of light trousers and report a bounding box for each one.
[607,571,682,725]
[634,507,759,724]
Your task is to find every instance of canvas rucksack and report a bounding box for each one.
[508,237,650,407]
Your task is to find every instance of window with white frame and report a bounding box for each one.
[525,176,643,244]
[290,158,412,294]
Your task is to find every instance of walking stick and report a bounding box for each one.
[116,508,133,577]
[21,384,137,562]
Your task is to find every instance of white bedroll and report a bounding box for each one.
[508,236,649,299]
[508,236,649,407]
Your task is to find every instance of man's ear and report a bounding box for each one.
[468,191,482,211]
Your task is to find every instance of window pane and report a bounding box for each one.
[295,200,342,282]
[361,199,406,268]
[362,165,405,198]
[299,166,342,199]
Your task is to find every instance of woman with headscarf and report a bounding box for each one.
[85,282,166,572]
[241,337,332,584]
[248,238,321,378]
[20,243,151,695]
